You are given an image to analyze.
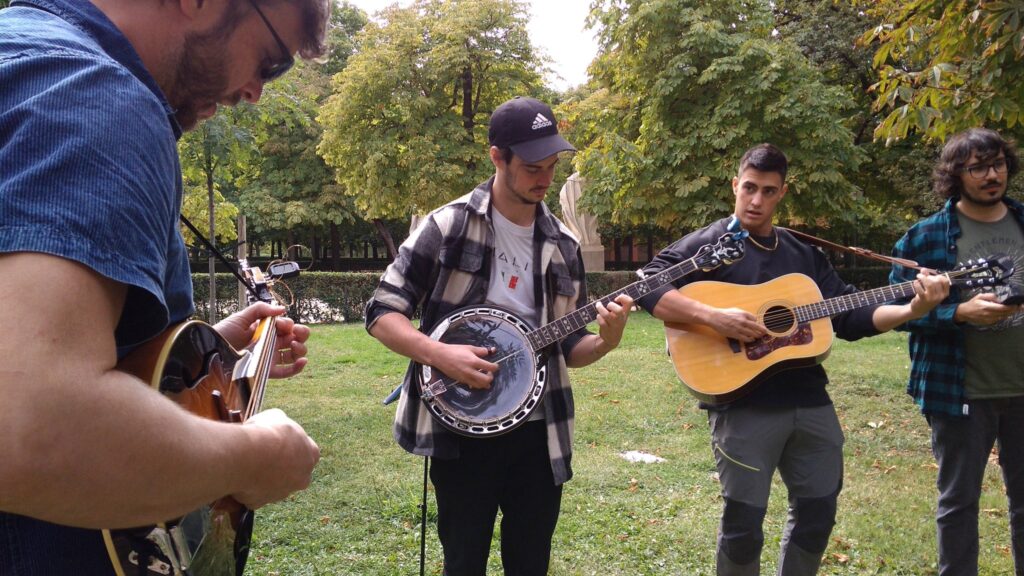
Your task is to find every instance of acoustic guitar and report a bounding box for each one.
[664,255,1014,404]
[102,260,298,576]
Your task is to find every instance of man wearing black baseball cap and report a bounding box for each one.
[488,96,576,163]
[366,96,632,575]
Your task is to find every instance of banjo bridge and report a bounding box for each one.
[420,376,451,400]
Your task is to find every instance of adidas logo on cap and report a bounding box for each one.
[532,113,553,131]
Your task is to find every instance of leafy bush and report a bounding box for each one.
[193,270,642,325]
[191,271,382,324]
[191,268,894,325]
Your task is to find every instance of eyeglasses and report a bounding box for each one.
[247,0,294,82]
[965,158,1008,179]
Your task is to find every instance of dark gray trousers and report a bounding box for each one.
[929,397,1024,576]
[708,404,844,576]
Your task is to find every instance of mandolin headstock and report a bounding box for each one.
[239,259,300,306]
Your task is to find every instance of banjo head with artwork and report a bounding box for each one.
[417,306,546,438]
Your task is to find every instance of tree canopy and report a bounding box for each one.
[566,0,866,232]
[318,0,546,220]
[862,0,1024,143]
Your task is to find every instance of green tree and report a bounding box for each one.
[861,0,1024,143]
[178,110,250,249]
[773,0,944,244]
[318,0,544,244]
[222,2,370,266]
[570,0,865,233]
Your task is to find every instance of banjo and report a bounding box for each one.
[415,217,748,437]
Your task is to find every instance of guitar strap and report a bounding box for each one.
[779,227,925,271]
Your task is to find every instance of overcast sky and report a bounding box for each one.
[342,0,599,91]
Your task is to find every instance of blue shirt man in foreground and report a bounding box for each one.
[0,0,329,573]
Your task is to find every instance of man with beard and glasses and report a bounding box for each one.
[891,127,1024,575]
[0,0,328,573]
[365,96,632,576]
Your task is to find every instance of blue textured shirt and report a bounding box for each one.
[0,0,193,573]
[891,197,1024,417]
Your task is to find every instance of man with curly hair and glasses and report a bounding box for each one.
[891,127,1024,576]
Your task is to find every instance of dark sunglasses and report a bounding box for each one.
[247,0,294,82]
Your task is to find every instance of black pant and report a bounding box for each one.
[430,420,562,576]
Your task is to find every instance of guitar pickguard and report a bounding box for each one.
[744,323,815,361]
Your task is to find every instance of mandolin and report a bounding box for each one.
[102,260,298,576]
[664,255,1015,405]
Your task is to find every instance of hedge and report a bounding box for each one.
[190,267,893,325]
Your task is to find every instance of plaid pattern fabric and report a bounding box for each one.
[365,177,591,485]
[891,197,1024,417]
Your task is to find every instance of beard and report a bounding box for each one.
[960,180,1006,207]
[502,170,545,206]
[167,29,232,131]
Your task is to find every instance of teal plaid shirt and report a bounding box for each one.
[891,196,1024,417]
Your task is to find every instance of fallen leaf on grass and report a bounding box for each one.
[320,515,331,525]
[830,553,850,564]
[593,391,608,398]
[870,459,896,474]
[831,536,853,550]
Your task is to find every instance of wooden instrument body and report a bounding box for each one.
[103,320,259,576]
[665,274,833,404]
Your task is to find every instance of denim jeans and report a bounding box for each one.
[929,397,1024,576]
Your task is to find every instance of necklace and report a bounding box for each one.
[748,229,779,251]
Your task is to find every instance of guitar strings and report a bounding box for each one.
[754,267,982,327]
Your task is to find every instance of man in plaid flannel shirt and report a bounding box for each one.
[892,127,1024,576]
[365,97,632,576]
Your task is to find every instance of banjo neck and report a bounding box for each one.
[523,219,747,353]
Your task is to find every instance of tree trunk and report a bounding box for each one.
[206,164,217,324]
[461,66,476,172]
[374,218,398,260]
[330,223,340,271]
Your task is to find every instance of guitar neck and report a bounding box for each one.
[794,278,929,322]
[525,256,701,351]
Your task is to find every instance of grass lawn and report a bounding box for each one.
[247,313,1015,575]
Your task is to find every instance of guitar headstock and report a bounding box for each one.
[240,259,301,306]
[693,216,749,272]
[949,254,1016,289]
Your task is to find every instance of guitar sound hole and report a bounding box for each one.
[762,305,796,334]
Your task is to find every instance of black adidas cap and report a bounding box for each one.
[488,96,576,163]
